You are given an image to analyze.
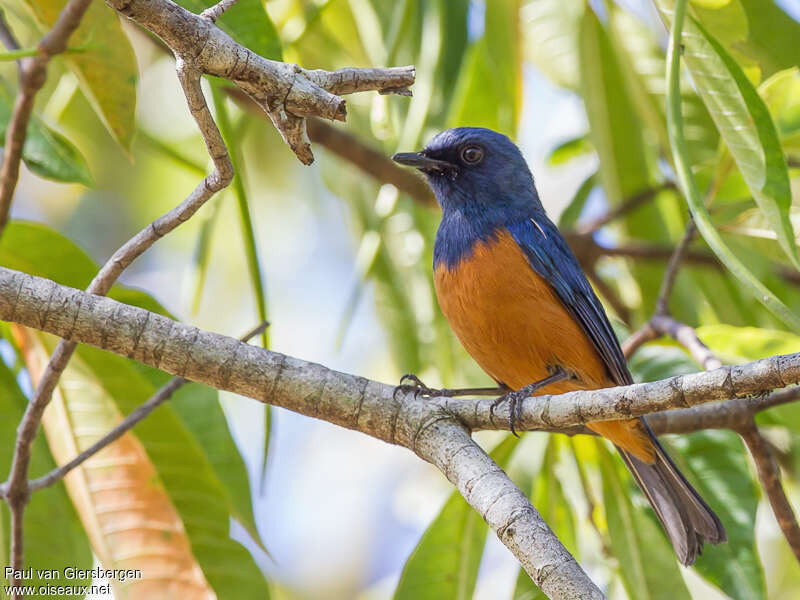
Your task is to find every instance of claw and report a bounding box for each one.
[394,373,436,400]
[490,390,524,437]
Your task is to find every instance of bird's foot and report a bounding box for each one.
[489,368,569,437]
[490,389,529,437]
[393,374,456,400]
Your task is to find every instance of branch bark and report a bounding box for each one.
[6,266,800,596]
[0,266,603,599]
[107,0,413,164]
[738,423,800,562]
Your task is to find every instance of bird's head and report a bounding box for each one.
[392,127,542,219]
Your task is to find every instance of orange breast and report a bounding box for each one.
[434,229,655,462]
[434,229,610,393]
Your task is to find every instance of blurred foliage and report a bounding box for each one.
[0,0,799,598]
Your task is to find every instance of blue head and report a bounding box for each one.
[393,127,544,268]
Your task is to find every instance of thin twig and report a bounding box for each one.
[200,0,240,23]
[575,182,676,235]
[738,422,800,564]
[621,321,658,359]
[0,0,92,236]
[0,8,20,51]
[27,321,269,493]
[650,314,722,370]
[655,220,696,315]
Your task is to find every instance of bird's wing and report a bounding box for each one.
[506,217,633,386]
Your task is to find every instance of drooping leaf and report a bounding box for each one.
[135,365,266,553]
[0,221,169,317]
[596,440,691,600]
[521,0,584,90]
[16,328,216,599]
[0,221,268,596]
[579,8,652,208]
[656,1,798,269]
[447,0,522,137]
[610,7,719,167]
[666,431,767,600]
[209,85,269,350]
[546,135,594,167]
[64,340,270,599]
[22,0,138,152]
[557,171,596,230]
[0,358,92,600]
[663,0,800,333]
[0,89,91,185]
[579,7,673,315]
[393,435,520,600]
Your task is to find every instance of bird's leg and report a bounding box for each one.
[393,373,510,400]
[490,367,569,437]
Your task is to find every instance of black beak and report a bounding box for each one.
[392,152,455,173]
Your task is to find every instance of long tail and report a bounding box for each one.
[618,421,726,565]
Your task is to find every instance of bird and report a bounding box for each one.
[392,126,726,566]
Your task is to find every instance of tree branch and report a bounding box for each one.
[8,267,800,596]
[575,183,676,235]
[737,422,800,563]
[3,266,800,448]
[20,321,268,494]
[106,0,414,164]
[0,267,605,599]
[0,0,92,237]
[655,220,696,315]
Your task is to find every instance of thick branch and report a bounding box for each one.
[3,266,800,440]
[0,267,603,599]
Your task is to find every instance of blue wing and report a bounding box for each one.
[506,217,633,386]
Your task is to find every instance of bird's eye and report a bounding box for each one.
[460,145,484,165]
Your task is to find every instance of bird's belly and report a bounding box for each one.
[434,230,610,393]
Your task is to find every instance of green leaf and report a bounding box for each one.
[695,324,800,363]
[447,0,522,137]
[0,360,93,600]
[663,0,800,332]
[546,135,594,167]
[71,344,270,599]
[760,67,800,141]
[135,365,267,553]
[666,431,767,600]
[513,437,577,600]
[596,441,691,600]
[0,221,267,596]
[521,0,584,90]
[22,0,138,151]
[657,0,798,269]
[176,0,281,59]
[735,0,800,79]
[609,7,718,167]
[0,221,169,316]
[579,8,652,207]
[210,85,269,348]
[393,435,520,600]
[579,7,673,314]
[557,171,596,230]
[0,91,91,185]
